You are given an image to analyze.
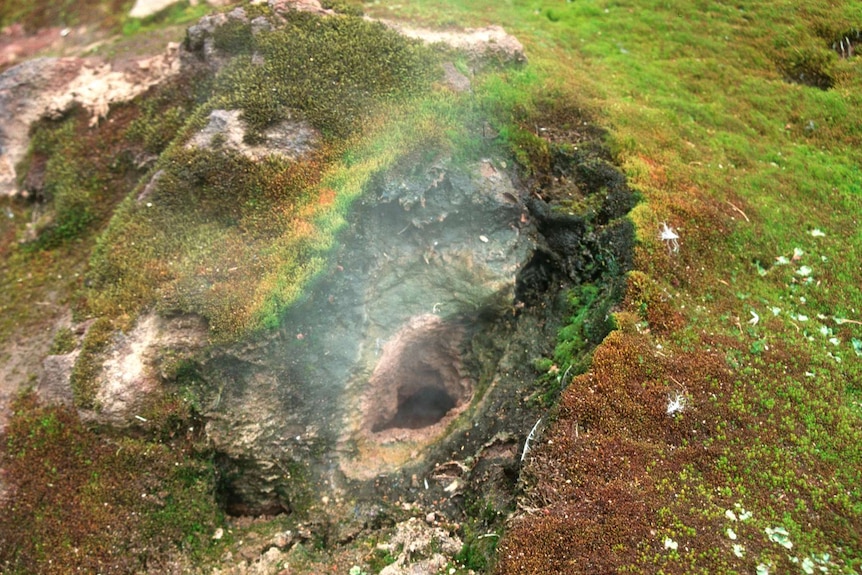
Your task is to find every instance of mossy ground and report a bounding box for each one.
[0,392,222,573]
[1,0,861,573]
[353,0,861,573]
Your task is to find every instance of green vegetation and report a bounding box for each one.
[0,392,222,574]
[353,0,859,572]
[0,0,133,31]
[68,316,114,408]
[2,0,861,572]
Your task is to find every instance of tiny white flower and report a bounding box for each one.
[725,509,738,521]
[726,528,737,540]
[809,229,826,237]
[664,537,678,550]
[732,543,745,558]
[775,255,790,265]
[796,266,813,277]
[756,563,770,575]
[770,306,781,316]
[793,247,805,260]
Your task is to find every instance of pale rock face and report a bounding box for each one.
[86,313,208,424]
[186,109,320,161]
[128,0,180,19]
[128,0,233,20]
[0,44,182,197]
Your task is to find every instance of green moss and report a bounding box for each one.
[69,317,114,409]
[320,0,363,16]
[0,0,132,32]
[212,18,256,55]
[223,12,437,138]
[0,392,222,573]
[48,327,76,355]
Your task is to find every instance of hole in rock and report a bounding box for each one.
[372,374,457,432]
[363,315,473,439]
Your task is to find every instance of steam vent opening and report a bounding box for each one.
[364,315,472,440]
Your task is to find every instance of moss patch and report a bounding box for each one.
[0,392,222,574]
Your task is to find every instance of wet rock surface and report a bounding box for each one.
[197,146,636,528]
[200,155,538,516]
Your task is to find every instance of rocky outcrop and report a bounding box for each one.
[199,156,538,516]
[0,46,182,197]
[379,22,527,64]
[186,109,319,161]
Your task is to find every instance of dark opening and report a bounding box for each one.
[372,372,457,432]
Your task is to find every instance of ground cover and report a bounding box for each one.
[358,0,861,573]
[0,0,860,573]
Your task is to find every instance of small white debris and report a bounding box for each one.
[796,314,809,322]
[666,391,686,416]
[793,247,805,260]
[725,509,738,521]
[479,235,489,243]
[770,306,781,316]
[765,526,793,549]
[756,563,770,575]
[146,202,153,208]
[134,415,148,422]
[726,528,737,540]
[829,337,840,346]
[775,255,790,265]
[748,310,760,325]
[660,223,680,253]
[809,229,826,237]
[733,543,745,557]
[444,479,460,493]
[664,537,678,550]
[796,266,813,277]
[212,528,224,540]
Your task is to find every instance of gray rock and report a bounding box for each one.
[37,352,78,406]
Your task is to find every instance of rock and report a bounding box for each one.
[129,0,231,19]
[128,0,180,19]
[0,44,181,197]
[36,352,78,406]
[267,0,335,16]
[186,109,319,161]
[81,313,207,424]
[200,156,537,514]
[441,62,471,93]
[210,545,289,575]
[378,22,527,64]
[377,517,462,575]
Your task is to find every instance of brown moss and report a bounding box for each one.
[0,392,221,574]
[624,270,686,334]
